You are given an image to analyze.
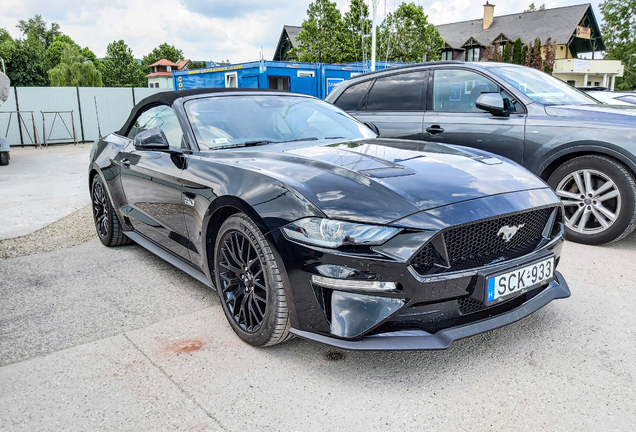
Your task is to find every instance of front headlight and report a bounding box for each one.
[281,217,402,248]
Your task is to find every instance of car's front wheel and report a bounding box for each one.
[0,152,9,166]
[548,155,636,244]
[91,175,132,247]
[214,213,292,347]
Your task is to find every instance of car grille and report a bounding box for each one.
[411,207,558,276]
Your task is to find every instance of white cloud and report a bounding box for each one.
[0,0,603,63]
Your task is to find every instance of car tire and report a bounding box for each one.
[0,152,8,166]
[214,213,292,347]
[548,155,636,245]
[91,175,132,247]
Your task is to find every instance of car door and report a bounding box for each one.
[119,104,193,262]
[337,70,427,141]
[422,68,526,164]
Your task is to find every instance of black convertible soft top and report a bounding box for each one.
[117,88,285,137]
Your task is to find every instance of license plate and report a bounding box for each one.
[486,256,555,305]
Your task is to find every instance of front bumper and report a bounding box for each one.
[290,271,570,350]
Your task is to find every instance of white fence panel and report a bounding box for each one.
[0,89,21,145]
[134,87,170,105]
[79,88,134,141]
[16,87,80,144]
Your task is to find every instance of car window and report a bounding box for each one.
[489,66,597,106]
[333,81,371,111]
[127,105,184,149]
[433,69,518,113]
[366,71,426,111]
[616,95,636,106]
[184,95,376,150]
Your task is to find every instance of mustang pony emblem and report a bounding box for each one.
[497,224,525,242]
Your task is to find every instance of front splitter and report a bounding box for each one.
[290,271,570,351]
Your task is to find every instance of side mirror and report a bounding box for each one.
[134,127,170,150]
[363,121,380,135]
[476,93,509,117]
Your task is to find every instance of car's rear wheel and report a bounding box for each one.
[548,155,636,244]
[0,152,9,166]
[91,175,132,247]
[214,213,292,347]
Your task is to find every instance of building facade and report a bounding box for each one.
[146,59,190,89]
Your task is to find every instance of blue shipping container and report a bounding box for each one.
[173,60,408,99]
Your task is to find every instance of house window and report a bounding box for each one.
[149,82,153,88]
[465,47,481,62]
[166,66,172,72]
[441,51,453,61]
[567,80,576,86]
[594,81,600,87]
[297,70,315,77]
[225,72,238,88]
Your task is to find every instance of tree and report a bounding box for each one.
[0,28,16,65]
[525,38,543,70]
[377,2,443,63]
[512,38,524,64]
[48,43,102,87]
[6,35,48,86]
[600,0,636,90]
[17,15,61,49]
[46,35,79,71]
[502,42,513,63]
[142,43,184,73]
[482,43,503,62]
[341,0,372,63]
[521,44,529,66]
[524,3,545,12]
[543,37,557,74]
[293,0,344,63]
[189,60,207,69]
[101,40,146,87]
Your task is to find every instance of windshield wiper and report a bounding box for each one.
[213,140,274,150]
[278,137,319,143]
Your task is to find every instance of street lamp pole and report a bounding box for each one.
[370,0,379,71]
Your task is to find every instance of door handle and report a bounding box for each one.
[426,125,444,135]
[121,158,130,167]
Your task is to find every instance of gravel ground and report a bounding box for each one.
[0,205,95,259]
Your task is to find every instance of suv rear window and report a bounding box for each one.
[366,71,426,111]
[333,81,371,111]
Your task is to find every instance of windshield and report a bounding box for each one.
[489,66,599,106]
[184,95,376,150]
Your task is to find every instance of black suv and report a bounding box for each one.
[325,61,636,245]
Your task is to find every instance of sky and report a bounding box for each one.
[0,0,603,63]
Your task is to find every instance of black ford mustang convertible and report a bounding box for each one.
[89,88,570,350]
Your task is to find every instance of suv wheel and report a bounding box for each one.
[548,155,636,244]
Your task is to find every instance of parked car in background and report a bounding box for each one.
[584,90,636,106]
[88,88,570,350]
[326,61,636,245]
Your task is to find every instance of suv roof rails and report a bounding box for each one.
[356,60,465,78]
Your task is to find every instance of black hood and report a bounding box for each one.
[203,138,550,225]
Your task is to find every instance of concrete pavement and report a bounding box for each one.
[1,235,635,431]
[0,144,91,240]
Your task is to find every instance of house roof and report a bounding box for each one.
[282,25,302,48]
[148,59,179,67]
[437,3,599,50]
[176,59,190,70]
[145,72,173,78]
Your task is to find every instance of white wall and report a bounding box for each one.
[0,87,171,145]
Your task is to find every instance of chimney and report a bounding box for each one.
[483,2,495,30]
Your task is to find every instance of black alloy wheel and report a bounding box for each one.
[91,175,132,247]
[214,214,292,346]
[548,155,636,245]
